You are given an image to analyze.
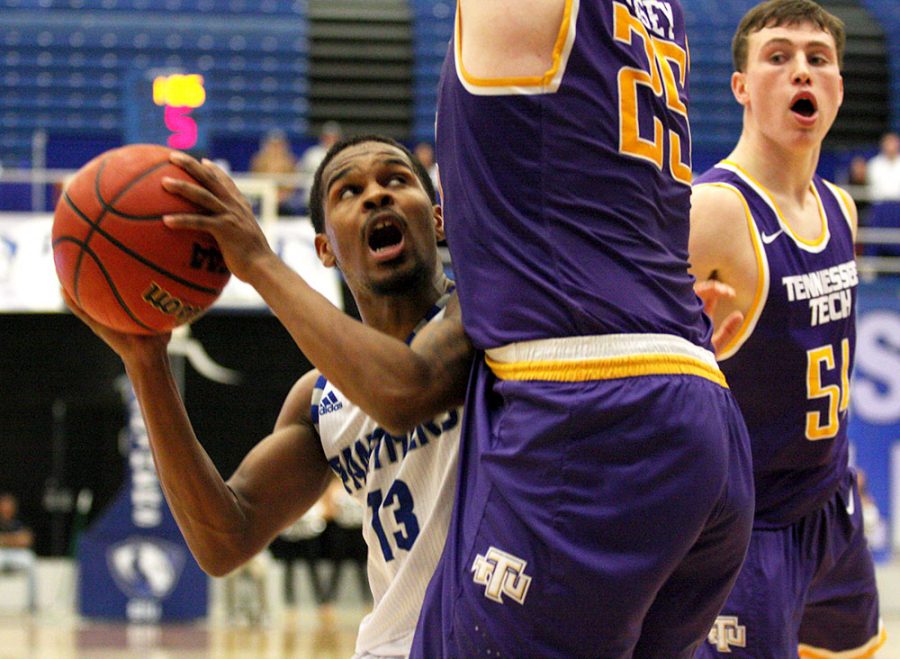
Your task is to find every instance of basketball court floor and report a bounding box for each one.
[0,559,896,658]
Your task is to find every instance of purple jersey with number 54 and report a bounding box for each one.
[435,0,710,350]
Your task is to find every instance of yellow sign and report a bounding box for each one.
[153,74,206,108]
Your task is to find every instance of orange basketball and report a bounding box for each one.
[52,144,231,334]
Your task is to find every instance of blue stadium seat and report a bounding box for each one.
[0,7,310,170]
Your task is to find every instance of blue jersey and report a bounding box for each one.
[694,162,858,528]
[435,0,711,350]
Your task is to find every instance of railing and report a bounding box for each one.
[0,167,287,231]
[1,168,899,277]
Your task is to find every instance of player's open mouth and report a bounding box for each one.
[366,214,406,260]
[790,93,818,120]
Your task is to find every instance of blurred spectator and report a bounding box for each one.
[848,155,868,186]
[298,121,343,208]
[414,141,439,190]
[0,493,37,612]
[222,549,272,626]
[316,479,369,624]
[249,130,301,216]
[844,155,871,219]
[866,132,900,201]
[269,498,328,615]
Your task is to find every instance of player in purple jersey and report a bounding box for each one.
[689,1,885,656]
[63,136,475,656]
[411,1,755,657]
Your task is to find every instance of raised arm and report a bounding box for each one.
[161,155,472,435]
[63,292,332,576]
[457,0,566,79]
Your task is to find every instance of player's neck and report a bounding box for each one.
[728,132,822,205]
[356,272,453,340]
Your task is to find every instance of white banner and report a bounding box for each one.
[0,213,342,312]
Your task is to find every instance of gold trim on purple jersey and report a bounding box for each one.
[719,160,831,252]
[797,618,887,659]
[453,0,579,95]
[485,334,727,387]
[823,180,858,236]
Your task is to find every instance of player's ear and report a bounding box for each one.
[732,70,749,106]
[433,204,445,242]
[315,233,337,268]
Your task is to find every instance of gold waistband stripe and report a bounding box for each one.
[485,334,727,388]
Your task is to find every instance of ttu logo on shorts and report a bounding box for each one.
[471,546,531,605]
[707,616,747,652]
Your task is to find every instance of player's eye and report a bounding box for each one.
[338,185,360,200]
[769,52,785,64]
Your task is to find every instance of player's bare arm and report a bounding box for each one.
[689,183,759,331]
[220,370,334,570]
[63,290,332,576]
[458,0,565,78]
[163,154,473,435]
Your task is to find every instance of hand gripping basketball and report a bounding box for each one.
[52,144,231,334]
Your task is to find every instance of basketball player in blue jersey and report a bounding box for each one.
[64,136,475,658]
[410,1,755,657]
[690,1,884,657]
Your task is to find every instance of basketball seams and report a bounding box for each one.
[52,143,230,334]
[53,236,156,333]
[70,155,170,303]
[97,159,190,221]
[58,192,221,296]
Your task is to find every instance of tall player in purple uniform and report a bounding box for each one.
[411,1,755,657]
[690,1,885,657]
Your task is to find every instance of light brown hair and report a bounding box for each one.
[732,0,845,72]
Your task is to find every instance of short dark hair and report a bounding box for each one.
[732,0,845,72]
[308,135,437,234]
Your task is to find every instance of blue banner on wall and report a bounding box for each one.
[77,381,208,621]
[849,278,900,564]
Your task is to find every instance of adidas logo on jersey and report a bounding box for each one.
[319,391,343,416]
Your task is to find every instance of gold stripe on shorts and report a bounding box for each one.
[485,334,728,388]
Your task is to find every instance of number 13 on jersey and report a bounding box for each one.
[613,2,692,185]
[368,479,420,562]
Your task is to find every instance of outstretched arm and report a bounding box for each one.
[689,184,755,358]
[64,292,332,576]
[161,154,472,434]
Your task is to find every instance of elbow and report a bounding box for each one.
[197,553,244,578]
[375,393,457,436]
[190,540,253,577]
[367,367,465,434]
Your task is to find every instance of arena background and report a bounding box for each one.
[0,0,898,657]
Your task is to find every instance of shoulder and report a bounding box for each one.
[691,182,747,227]
[275,369,322,431]
[689,182,752,278]
[824,181,859,239]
